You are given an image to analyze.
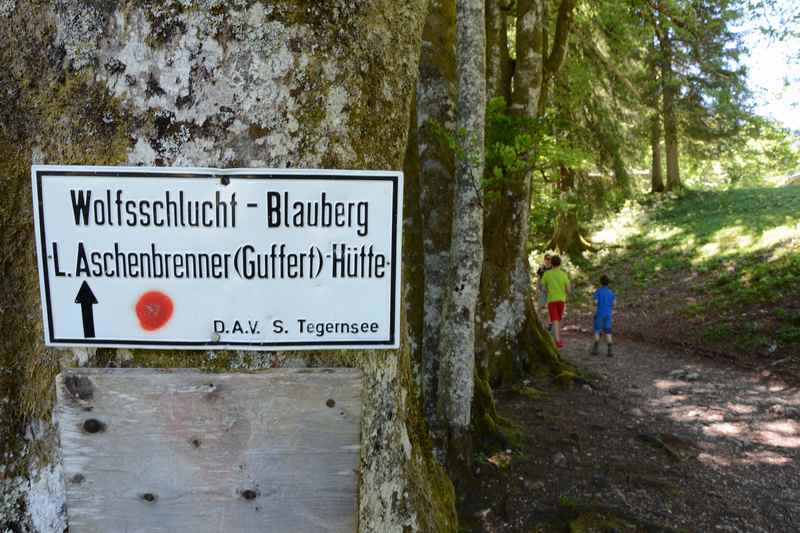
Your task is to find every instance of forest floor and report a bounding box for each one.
[460,334,800,532]
[566,185,800,381]
[460,186,800,531]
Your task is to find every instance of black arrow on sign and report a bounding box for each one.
[74,281,98,338]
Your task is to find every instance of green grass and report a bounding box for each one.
[573,185,800,356]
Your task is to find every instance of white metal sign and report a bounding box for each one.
[32,166,402,350]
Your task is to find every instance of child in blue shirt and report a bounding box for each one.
[591,274,615,357]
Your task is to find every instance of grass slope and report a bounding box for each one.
[570,185,800,369]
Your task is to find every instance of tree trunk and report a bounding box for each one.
[485,0,513,102]
[404,93,426,380]
[510,0,544,117]
[477,0,562,389]
[551,211,594,255]
[0,2,456,531]
[436,0,486,472]
[650,112,666,193]
[539,0,577,116]
[660,30,681,191]
[417,0,457,422]
[548,166,594,255]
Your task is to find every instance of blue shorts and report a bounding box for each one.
[594,314,612,333]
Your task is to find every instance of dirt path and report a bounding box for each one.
[462,334,800,532]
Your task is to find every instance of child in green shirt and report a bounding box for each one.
[540,255,570,349]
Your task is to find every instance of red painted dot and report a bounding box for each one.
[135,291,174,331]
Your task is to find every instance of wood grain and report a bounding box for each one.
[55,368,362,533]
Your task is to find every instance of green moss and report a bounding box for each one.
[471,367,521,452]
[0,28,133,475]
[37,72,133,166]
[402,349,458,532]
[559,494,579,511]
[555,370,578,388]
[511,385,548,400]
[129,349,233,371]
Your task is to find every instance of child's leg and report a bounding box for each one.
[548,302,565,347]
[591,316,601,354]
[593,315,602,342]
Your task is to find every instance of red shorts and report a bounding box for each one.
[548,301,565,322]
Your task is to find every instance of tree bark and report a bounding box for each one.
[549,166,594,255]
[477,0,562,389]
[417,0,457,422]
[404,93,426,379]
[651,111,666,193]
[0,2,457,531]
[660,29,681,191]
[485,0,513,102]
[539,0,577,116]
[436,0,486,469]
[510,0,544,117]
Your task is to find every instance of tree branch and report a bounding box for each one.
[544,0,577,76]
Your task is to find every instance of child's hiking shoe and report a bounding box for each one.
[556,340,564,349]
[590,342,599,355]
[607,343,614,357]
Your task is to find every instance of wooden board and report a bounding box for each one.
[55,368,362,533]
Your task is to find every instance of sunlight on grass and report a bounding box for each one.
[579,186,800,356]
[590,201,648,244]
[760,224,800,248]
[642,225,683,242]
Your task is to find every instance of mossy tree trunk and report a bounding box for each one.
[436,0,486,476]
[485,0,513,102]
[0,2,457,531]
[477,0,564,391]
[416,0,457,423]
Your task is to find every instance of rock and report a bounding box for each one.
[553,452,567,467]
[524,480,545,491]
[630,408,645,417]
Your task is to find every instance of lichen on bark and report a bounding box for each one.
[416,0,457,422]
[435,0,485,477]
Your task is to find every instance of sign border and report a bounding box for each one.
[31,165,403,351]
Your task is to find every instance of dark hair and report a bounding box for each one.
[551,255,562,267]
[600,274,610,286]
